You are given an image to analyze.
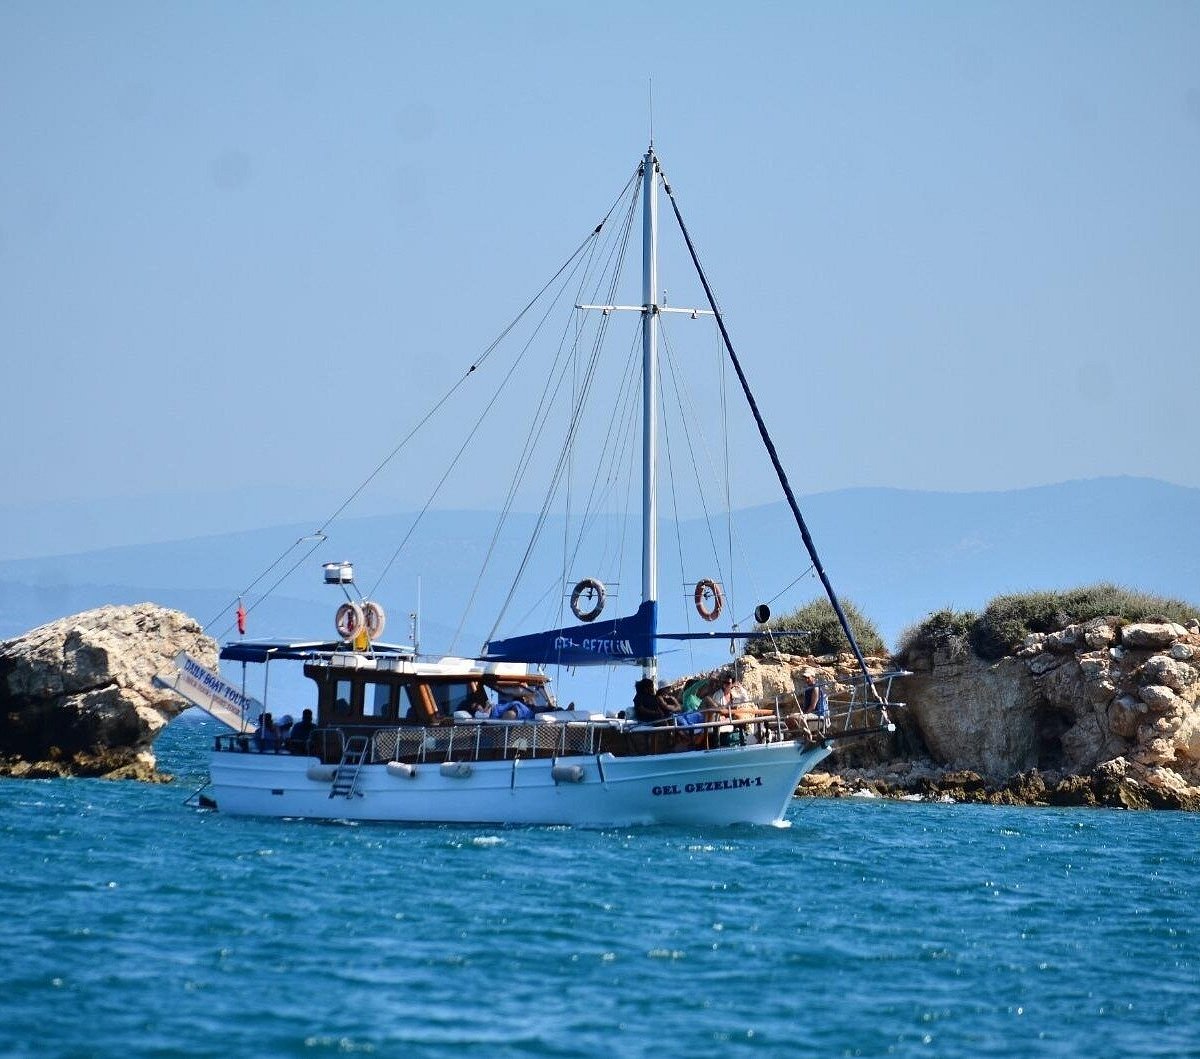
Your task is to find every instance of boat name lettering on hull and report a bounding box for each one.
[651,777,764,796]
[552,636,634,656]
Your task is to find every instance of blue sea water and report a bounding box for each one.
[2,715,1198,1058]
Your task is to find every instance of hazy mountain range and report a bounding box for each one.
[1,477,1194,665]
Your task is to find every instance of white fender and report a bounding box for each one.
[440,761,472,779]
[386,761,416,779]
[306,765,337,782]
[551,764,585,783]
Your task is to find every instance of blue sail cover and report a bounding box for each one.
[482,601,657,667]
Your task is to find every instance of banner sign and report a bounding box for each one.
[170,651,262,728]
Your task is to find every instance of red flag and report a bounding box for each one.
[236,601,247,635]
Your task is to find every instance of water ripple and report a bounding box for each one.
[1,720,1199,1056]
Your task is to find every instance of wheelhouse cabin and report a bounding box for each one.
[302,653,554,728]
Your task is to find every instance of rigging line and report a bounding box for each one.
[511,343,629,632]
[607,347,642,610]
[372,234,598,606]
[454,173,641,638]
[481,292,623,646]
[659,370,698,672]
[561,308,580,628]
[508,335,630,639]
[563,324,641,577]
[205,227,604,635]
[601,334,644,578]
[454,184,642,650]
[559,179,647,567]
[509,332,634,637]
[514,329,638,639]
[734,564,816,627]
[658,319,727,586]
[203,532,325,631]
[211,535,328,641]
[660,164,877,692]
[330,226,605,537]
[482,180,643,644]
[579,326,640,578]
[556,221,609,621]
[719,323,735,627]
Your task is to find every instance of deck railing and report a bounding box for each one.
[213,684,900,765]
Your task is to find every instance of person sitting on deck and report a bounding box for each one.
[709,673,765,721]
[632,678,686,721]
[528,685,557,714]
[680,677,713,718]
[489,690,535,721]
[803,671,830,735]
[661,677,705,729]
[286,708,315,753]
[252,712,279,752]
[633,678,669,722]
[465,685,492,718]
[783,672,820,740]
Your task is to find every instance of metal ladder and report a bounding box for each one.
[329,735,370,799]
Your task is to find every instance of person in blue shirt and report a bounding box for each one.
[253,712,279,752]
[803,672,829,734]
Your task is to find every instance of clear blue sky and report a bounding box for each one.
[2,2,1198,522]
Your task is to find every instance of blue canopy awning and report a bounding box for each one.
[219,640,415,664]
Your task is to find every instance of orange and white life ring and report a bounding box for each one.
[694,578,724,622]
[335,601,365,640]
[570,578,606,622]
[361,600,387,640]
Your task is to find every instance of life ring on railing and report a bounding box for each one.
[570,578,606,622]
[694,578,724,622]
[361,600,387,640]
[335,601,365,640]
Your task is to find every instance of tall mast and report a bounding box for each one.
[641,146,659,685]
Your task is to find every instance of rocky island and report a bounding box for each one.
[0,604,216,780]
[3,587,1200,809]
[744,586,1200,810]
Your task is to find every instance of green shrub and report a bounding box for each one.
[745,596,886,658]
[898,583,1200,663]
[895,608,978,661]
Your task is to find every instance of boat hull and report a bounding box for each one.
[207,740,830,826]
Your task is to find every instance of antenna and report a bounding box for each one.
[648,76,654,147]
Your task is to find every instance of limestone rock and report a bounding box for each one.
[0,604,216,778]
[896,655,1040,779]
[1082,619,1118,650]
[1108,695,1147,740]
[1122,622,1188,649]
[1045,627,1081,652]
[1027,652,1063,676]
[1139,684,1181,712]
[1140,655,1198,694]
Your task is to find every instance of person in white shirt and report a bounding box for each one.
[708,673,752,717]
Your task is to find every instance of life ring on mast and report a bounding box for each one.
[694,578,724,622]
[335,601,365,640]
[361,600,387,640]
[570,578,606,622]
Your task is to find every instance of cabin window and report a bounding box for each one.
[365,682,413,721]
[429,682,474,717]
[333,679,353,716]
[366,683,394,719]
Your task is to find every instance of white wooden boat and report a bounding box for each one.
[184,145,902,825]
